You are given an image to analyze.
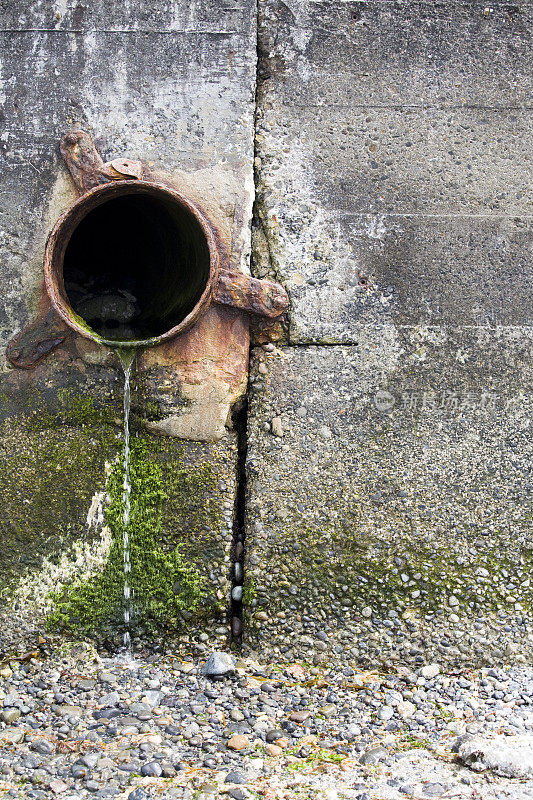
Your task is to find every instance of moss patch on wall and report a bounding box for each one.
[246,517,533,633]
[47,438,205,640]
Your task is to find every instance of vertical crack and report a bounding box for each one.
[229,395,249,645]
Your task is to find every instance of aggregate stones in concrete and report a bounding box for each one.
[2,643,533,799]
[244,340,533,667]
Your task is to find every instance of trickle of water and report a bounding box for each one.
[118,349,136,650]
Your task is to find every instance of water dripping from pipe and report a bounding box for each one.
[117,348,136,652]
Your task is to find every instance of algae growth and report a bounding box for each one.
[47,438,204,640]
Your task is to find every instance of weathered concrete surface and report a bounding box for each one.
[255,0,532,342]
[243,0,533,664]
[244,339,532,666]
[0,0,256,645]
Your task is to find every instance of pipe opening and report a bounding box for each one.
[61,187,212,343]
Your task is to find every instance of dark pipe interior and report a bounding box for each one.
[63,191,211,341]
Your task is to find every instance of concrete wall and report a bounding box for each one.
[244,0,533,667]
[0,0,531,665]
[0,0,256,652]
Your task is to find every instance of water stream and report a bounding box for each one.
[118,349,136,650]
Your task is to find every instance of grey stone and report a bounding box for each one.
[265,729,285,743]
[127,790,149,800]
[140,761,162,777]
[30,738,56,755]
[0,728,25,745]
[99,692,120,707]
[80,754,100,769]
[360,746,388,765]
[201,652,235,678]
[378,706,394,721]
[0,708,21,724]
[232,586,243,602]
[225,771,248,784]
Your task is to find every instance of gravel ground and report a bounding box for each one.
[1,642,533,799]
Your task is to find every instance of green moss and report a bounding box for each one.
[242,576,257,606]
[24,389,117,431]
[248,517,533,622]
[47,438,205,639]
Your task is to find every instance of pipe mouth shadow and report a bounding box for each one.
[45,181,218,348]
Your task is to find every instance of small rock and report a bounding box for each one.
[225,771,247,784]
[265,729,285,743]
[397,701,416,719]
[378,705,394,721]
[128,790,149,800]
[0,708,21,724]
[160,762,176,778]
[232,586,243,602]
[289,710,310,723]
[271,416,284,437]
[49,780,69,794]
[59,704,83,717]
[141,761,162,777]
[423,784,448,797]
[360,746,388,765]
[228,790,247,800]
[421,664,440,679]
[227,734,249,751]
[99,691,120,707]
[30,737,56,755]
[456,735,533,779]
[81,753,99,769]
[201,652,235,678]
[98,671,117,684]
[265,744,282,757]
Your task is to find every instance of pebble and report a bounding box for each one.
[265,744,283,757]
[225,770,247,784]
[289,710,311,723]
[201,651,235,678]
[232,586,243,602]
[421,664,440,679]
[265,729,285,743]
[227,734,249,751]
[360,746,388,765]
[271,416,284,437]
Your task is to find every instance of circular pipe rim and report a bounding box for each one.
[44,179,219,348]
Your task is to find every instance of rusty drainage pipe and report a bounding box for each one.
[4,131,288,367]
[45,178,288,349]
